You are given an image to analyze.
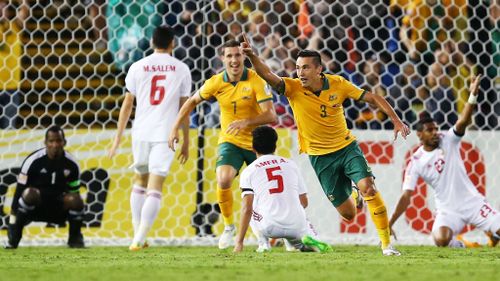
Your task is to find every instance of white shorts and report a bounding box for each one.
[249,217,317,241]
[432,199,500,235]
[131,140,175,177]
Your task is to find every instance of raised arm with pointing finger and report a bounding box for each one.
[241,33,409,256]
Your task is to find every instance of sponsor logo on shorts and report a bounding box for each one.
[252,211,263,222]
[328,194,335,202]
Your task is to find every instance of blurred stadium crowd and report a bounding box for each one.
[0,0,498,130]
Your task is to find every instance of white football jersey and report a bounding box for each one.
[125,52,192,142]
[239,154,308,230]
[402,127,484,212]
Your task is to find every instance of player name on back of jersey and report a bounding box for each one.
[143,65,177,72]
[254,158,288,168]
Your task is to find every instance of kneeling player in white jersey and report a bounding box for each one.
[233,126,331,253]
[389,75,500,248]
[108,26,192,250]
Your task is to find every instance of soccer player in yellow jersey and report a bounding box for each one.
[241,34,410,256]
[168,40,277,249]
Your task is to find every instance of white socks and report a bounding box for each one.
[132,190,162,245]
[130,185,147,235]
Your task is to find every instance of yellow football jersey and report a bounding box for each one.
[0,21,22,90]
[282,74,365,155]
[199,68,273,150]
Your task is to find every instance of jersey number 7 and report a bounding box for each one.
[150,75,166,105]
[266,166,284,194]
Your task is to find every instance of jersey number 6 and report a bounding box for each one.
[150,75,166,105]
[266,166,284,194]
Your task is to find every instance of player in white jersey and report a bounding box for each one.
[234,126,332,253]
[108,26,192,250]
[389,75,500,248]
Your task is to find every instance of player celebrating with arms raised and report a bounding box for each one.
[169,40,277,249]
[241,34,409,255]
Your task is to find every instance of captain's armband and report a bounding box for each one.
[275,79,285,96]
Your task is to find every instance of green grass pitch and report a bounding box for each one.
[1,246,500,281]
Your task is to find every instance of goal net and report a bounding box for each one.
[0,0,498,246]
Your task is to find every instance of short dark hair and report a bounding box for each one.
[297,50,322,66]
[219,39,240,56]
[45,125,65,141]
[252,126,278,154]
[415,112,435,131]
[152,26,175,49]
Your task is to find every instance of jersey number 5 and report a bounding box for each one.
[150,75,166,105]
[266,166,284,194]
